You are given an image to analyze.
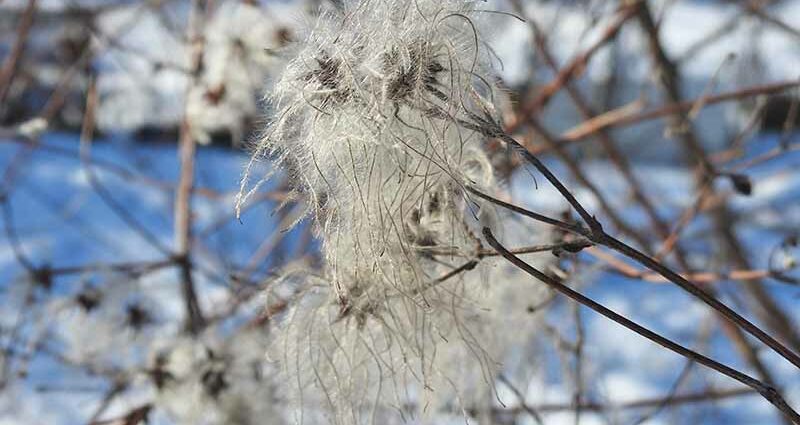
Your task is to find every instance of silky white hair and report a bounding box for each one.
[240,0,551,423]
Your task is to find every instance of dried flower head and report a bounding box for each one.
[240,0,504,306]
[151,329,282,425]
[240,0,550,423]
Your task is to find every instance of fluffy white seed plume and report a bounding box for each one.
[149,329,283,425]
[277,242,551,425]
[187,1,289,145]
[242,0,502,309]
[241,0,552,423]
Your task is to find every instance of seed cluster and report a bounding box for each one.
[240,1,551,423]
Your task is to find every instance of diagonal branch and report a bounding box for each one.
[483,227,800,424]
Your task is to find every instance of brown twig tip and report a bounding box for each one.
[482,226,800,424]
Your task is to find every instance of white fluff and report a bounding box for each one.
[241,0,553,423]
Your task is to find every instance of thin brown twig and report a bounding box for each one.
[47,258,177,277]
[37,2,150,122]
[505,3,638,132]
[514,2,679,260]
[526,94,655,251]
[0,0,36,107]
[78,81,172,255]
[468,184,800,374]
[483,227,800,424]
[726,143,800,172]
[420,238,592,258]
[498,374,545,425]
[633,0,800,364]
[173,0,208,335]
[501,387,756,414]
[557,80,800,146]
[745,0,800,40]
[2,134,287,201]
[630,358,695,425]
[677,12,742,64]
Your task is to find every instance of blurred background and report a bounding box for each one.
[1,0,800,424]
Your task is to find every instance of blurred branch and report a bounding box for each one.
[506,3,638,131]
[0,0,36,108]
[483,226,800,424]
[3,133,280,201]
[501,386,756,414]
[513,0,682,262]
[588,246,800,285]
[174,0,209,335]
[89,404,151,425]
[559,80,800,147]
[498,374,544,425]
[630,358,695,425]
[469,176,800,377]
[633,0,800,368]
[745,1,800,40]
[79,80,172,255]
